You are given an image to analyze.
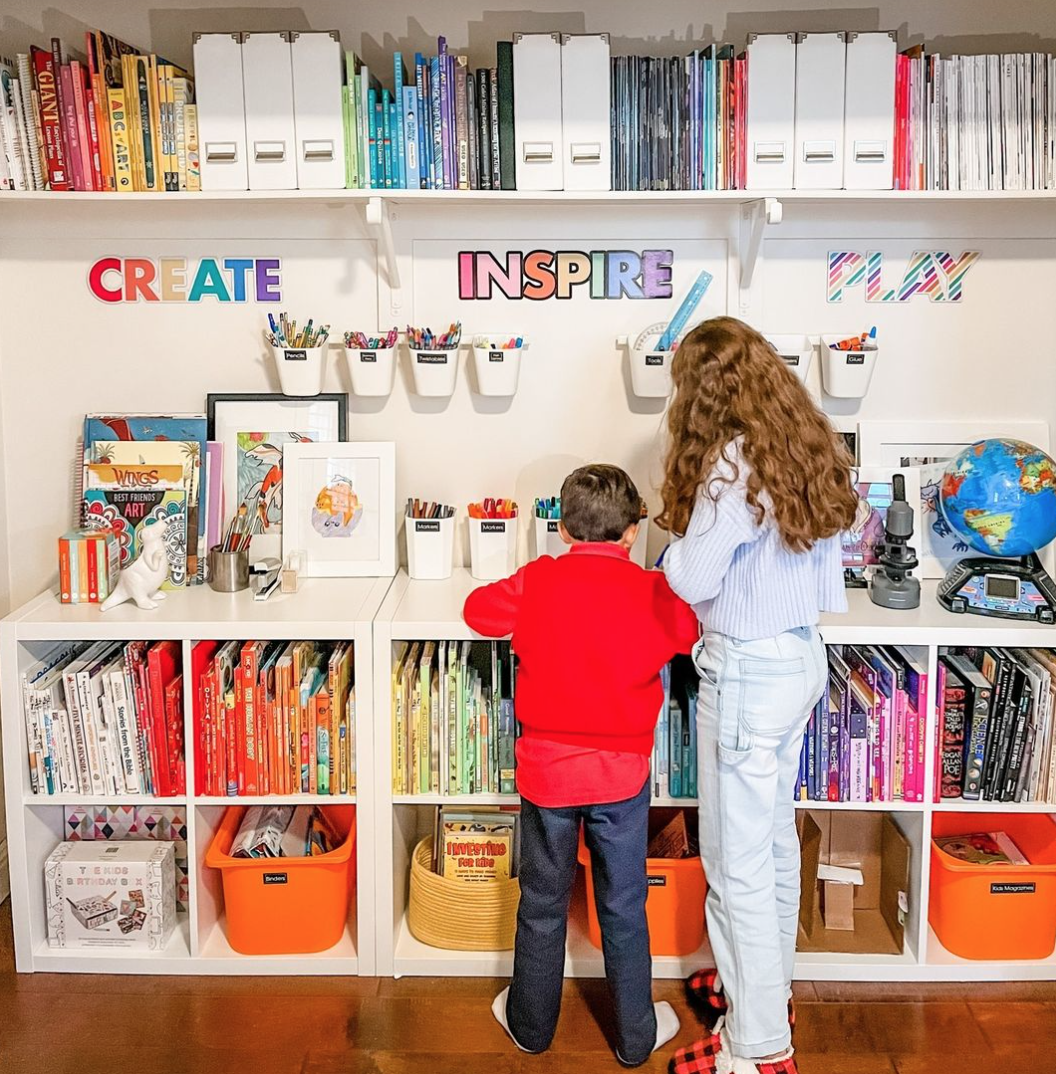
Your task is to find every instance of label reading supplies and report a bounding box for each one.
[263,872,289,885]
[647,875,667,887]
[990,882,1036,895]
[415,520,441,532]
[360,351,377,363]
[846,353,865,365]
[645,353,664,366]
[284,349,307,362]
[480,521,507,534]
[489,350,504,362]
[417,352,448,365]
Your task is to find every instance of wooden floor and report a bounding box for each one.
[1,903,1053,1074]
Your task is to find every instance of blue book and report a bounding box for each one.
[669,698,682,799]
[367,87,379,187]
[438,40,453,189]
[402,86,421,189]
[381,89,393,187]
[429,55,443,189]
[414,54,429,188]
[386,100,397,188]
[686,680,698,797]
[393,52,407,188]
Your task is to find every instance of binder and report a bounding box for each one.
[559,34,611,191]
[192,32,248,191]
[242,31,297,190]
[512,32,563,191]
[745,33,797,189]
[843,31,896,189]
[290,31,345,190]
[794,33,846,189]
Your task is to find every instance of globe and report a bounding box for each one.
[939,439,1056,559]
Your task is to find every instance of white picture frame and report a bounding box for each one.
[282,441,396,577]
[858,421,1051,578]
[843,465,922,583]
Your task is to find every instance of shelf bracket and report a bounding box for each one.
[738,197,782,307]
[366,195,401,292]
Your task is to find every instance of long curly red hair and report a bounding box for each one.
[657,317,857,552]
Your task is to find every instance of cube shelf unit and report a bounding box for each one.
[374,569,1056,982]
[0,577,390,975]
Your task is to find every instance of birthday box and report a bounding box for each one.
[44,841,177,950]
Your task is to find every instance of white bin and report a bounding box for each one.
[629,346,675,398]
[630,518,648,567]
[472,344,524,396]
[820,335,879,398]
[406,515,455,580]
[345,345,397,396]
[764,333,814,384]
[533,516,567,559]
[409,346,460,397]
[271,344,327,396]
[468,517,518,580]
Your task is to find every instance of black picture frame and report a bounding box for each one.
[206,392,349,441]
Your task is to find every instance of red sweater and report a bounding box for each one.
[462,544,700,756]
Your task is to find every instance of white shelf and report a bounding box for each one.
[931,800,1056,813]
[195,794,357,806]
[24,794,187,807]
[196,918,358,975]
[31,916,192,974]
[924,926,1056,981]
[392,793,924,811]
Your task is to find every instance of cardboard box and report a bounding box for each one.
[44,841,177,950]
[797,811,910,955]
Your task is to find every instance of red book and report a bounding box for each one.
[146,640,180,795]
[165,674,184,794]
[50,39,74,182]
[85,535,99,602]
[191,641,218,796]
[32,47,69,189]
[84,84,104,190]
[69,60,96,190]
[257,663,271,796]
[240,642,263,795]
[234,666,246,794]
[308,692,319,795]
[225,667,239,796]
[59,64,85,190]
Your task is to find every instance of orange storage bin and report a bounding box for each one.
[205,805,356,955]
[930,812,1056,960]
[577,812,707,957]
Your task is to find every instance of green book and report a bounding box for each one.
[495,41,515,190]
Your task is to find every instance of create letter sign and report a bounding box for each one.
[828,250,979,303]
[458,249,674,300]
[88,257,282,303]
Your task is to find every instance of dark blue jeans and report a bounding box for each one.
[507,778,655,1065]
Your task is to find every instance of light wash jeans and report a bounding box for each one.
[694,626,827,1059]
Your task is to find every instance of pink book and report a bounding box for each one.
[892,645,926,802]
[84,84,104,190]
[69,60,95,190]
[205,441,223,555]
[59,64,85,190]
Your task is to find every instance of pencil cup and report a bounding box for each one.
[533,516,567,559]
[471,342,524,396]
[468,517,518,581]
[409,346,460,397]
[820,335,879,398]
[406,515,456,580]
[764,334,814,384]
[208,546,249,593]
[271,344,327,397]
[344,345,397,396]
[628,344,675,398]
[630,519,648,567]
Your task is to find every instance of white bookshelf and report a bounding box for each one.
[374,569,1056,982]
[0,576,391,975]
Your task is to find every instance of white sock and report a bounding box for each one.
[653,1000,681,1052]
[491,986,531,1053]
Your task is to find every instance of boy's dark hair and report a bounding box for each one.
[560,464,643,543]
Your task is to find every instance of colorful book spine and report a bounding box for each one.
[32,47,67,188]
[393,52,407,189]
[403,85,420,188]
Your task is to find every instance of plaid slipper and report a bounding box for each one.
[669,1030,722,1074]
[685,970,796,1033]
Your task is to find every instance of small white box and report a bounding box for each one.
[820,335,879,398]
[45,841,177,950]
[471,344,524,396]
[406,515,456,580]
[270,344,328,396]
[764,333,814,383]
[409,347,460,397]
[344,345,397,396]
[533,516,567,559]
[469,517,518,580]
[242,31,298,190]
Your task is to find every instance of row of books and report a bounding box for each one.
[22,640,184,797]
[898,51,1056,191]
[652,663,699,799]
[192,640,356,798]
[392,640,516,796]
[58,527,120,604]
[1,31,198,192]
[938,648,1056,804]
[797,645,927,803]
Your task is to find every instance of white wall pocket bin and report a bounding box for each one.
[764,333,814,383]
[625,336,676,398]
[409,347,460,397]
[513,33,564,191]
[745,33,797,190]
[843,32,897,190]
[469,517,518,580]
[794,33,847,190]
[345,345,397,396]
[630,518,648,567]
[271,344,327,396]
[406,516,456,580]
[242,31,298,190]
[290,30,346,190]
[534,517,567,559]
[560,34,612,191]
[192,32,249,190]
[471,340,525,396]
[820,335,879,398]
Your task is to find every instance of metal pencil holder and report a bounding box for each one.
[208,546,249,592]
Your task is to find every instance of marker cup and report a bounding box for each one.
[764,334,814,384]
[271,344,327,397]
[533,516,567,559]
[344,344,397,396]
[409,346,460,397]
[468,516,518,580]
[630,518,648,567]
[406,515,456,580]
[471,339,525,396]
[820,334,879,398]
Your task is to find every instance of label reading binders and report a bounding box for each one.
[415,520,441,532]
[417,352,448,365]
[360,351,377,363]
[284,349,307,362]
[645,354,664,366]
[480,521,507,534]
[991,882,1036,895]
[263,872,289,885]
[489,351,504,362]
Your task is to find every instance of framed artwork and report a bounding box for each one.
[282,441,396,577]
[842,466,921,587]
[207,394,348,559]
[828,417,858,464]
[859,421,1051,577]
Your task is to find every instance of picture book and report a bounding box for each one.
[438,808,517,882]
[934,831,1030,866]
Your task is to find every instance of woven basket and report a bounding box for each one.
[407,836,520,950]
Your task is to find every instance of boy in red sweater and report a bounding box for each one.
[463,464,700,1067]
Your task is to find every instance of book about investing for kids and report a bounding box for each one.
[437,808,518,882]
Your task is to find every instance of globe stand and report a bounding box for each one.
[937,552,1056,623]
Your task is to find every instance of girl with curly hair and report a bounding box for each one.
[659,317,857,1074]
